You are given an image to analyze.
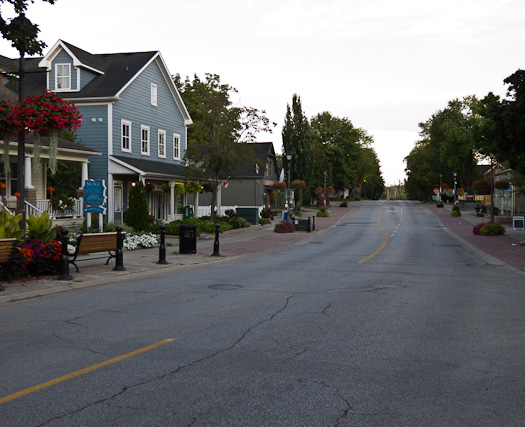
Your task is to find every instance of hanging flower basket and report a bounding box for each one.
[291,179,306,190]
[327,186,335,194]
[272,181,287,190]
[185,182,201,193]
[315,187,324,195]
[347,184,353,190]
[473,179,491,195]
[173,182,185,195]
[1,91,83,175]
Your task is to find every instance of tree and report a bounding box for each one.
[176,74,274,222]
[483,70,525,176]
[124,181,150,231]
[282,94,314,201]
[0,0,55,55]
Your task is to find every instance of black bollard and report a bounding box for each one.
[58,227,72,280]
[212,223,221,257]
[157,224,168,264]
[307,216,311,233]
[114,226,126,271]
[312,215,315,231]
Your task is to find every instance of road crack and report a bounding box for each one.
[39,293,297,426]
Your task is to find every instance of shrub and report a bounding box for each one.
[480,223,506,236]
[340,200,348,207]
[451,210,461,217]
[261,208,272,219]
[260,218,271,225]
[436,202,444,208]
[274,221,295,233]
[317,209,329,217]
[0,210,24,240]
[124,181,151,231]
[104,222,135,234]
[472,223,485,235]
[225,209,237,219]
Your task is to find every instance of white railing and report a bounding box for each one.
[25,200,44,218]
[196,205,263,217]
[0,200,12,214]
[36,198,83,218]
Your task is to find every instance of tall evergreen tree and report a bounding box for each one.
[281,94,314,201]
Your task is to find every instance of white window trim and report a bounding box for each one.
[121,119,132,153]
[55,63,71,91]
[141,125,150,156]
[158,129,166,159]
[151,83,158,106]
[173,133,181,160]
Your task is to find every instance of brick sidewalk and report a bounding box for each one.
[425,203,525,271]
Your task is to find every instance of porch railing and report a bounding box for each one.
[36,198,83,219]
[0,198,83,219]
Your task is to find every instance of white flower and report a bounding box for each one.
[123,233,159,250]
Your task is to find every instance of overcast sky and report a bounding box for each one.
[2,0,524,185]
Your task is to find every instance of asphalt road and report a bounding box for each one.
[1,201,525,426]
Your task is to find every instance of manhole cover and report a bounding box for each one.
[208,284,243,290]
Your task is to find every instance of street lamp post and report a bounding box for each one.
[286,152,292,222]
[453,171,457,204]
[323,170,327,207]
[439,174,442,201]
[490,157,495,223]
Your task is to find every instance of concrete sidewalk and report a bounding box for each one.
[0,206,354,303]
[425,202,525,271]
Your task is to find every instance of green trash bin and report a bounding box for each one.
[236,207,259,225]
[183,205,194,219]
[179,224,197,254]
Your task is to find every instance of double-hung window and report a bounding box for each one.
[173,133,181,160]
[55,63,71,91]
[158,130,166,158]
[121,120,132,152]
[141,125,150,155]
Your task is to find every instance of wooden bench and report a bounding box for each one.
[69,232,126,272]
[0,238,17,286]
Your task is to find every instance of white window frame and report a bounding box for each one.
[173,133,181,160]
[55,63,71,91]
[121,119,132,153]
[141,125,150,155]
[158,130,166,159]
[151,83,158,106]
[158,129,166,158]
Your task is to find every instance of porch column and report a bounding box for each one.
[24,156,34,188]
[216,183,222,216]
[81,162,88,187]
[169,181,175,220]
[107,173,114,223]
[195,191,199,218]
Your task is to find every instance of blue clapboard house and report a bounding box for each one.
[33,40,193,223]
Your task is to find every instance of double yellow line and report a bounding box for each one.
[358,207,388,264]
[0,339,174,405]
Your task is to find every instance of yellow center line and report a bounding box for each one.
[358,207,388,264]
[0,338,175,405]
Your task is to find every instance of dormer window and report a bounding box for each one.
[55,63,71,91]
[151,83,157,106]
